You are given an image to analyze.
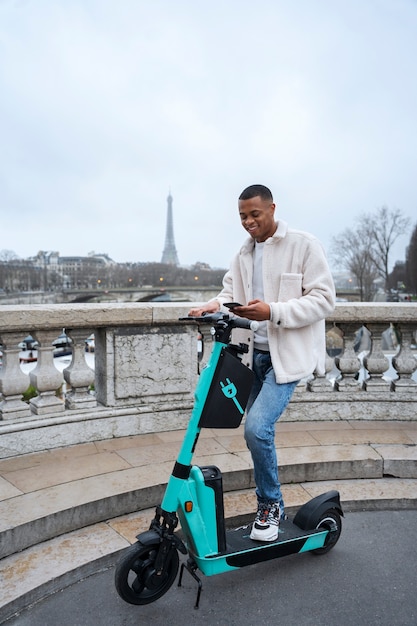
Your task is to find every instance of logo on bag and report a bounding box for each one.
[219,378,244,414]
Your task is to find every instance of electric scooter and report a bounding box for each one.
[114,312,343,609]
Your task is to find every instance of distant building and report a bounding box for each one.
[31,251,115,289]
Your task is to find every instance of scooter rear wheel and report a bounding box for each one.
[114,541,179,605]
[311,508,342,555]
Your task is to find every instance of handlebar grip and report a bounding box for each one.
[232,318,259,331]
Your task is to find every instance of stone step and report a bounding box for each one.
[1,420,417,621]
[1,478,417,623]
[1,441,417,561]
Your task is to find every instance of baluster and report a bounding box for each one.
[0,332,31,419]
[310,323,344,392]
[391,324,417,392]
[307,352,335,392]
[29,330,64,415]
[362,323,390,392]
[334,323,362,391]
[64,328,96,409]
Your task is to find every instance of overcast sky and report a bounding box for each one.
[1,0,416,271]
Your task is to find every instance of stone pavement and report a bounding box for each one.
[1,419,417,622]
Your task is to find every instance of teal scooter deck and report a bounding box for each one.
[188,517,331,578]
[225,519,326,563]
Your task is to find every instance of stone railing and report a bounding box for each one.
[290,302,417,422]
[0,302,416,457]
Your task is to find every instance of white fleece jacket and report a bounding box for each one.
[214,220,336,383]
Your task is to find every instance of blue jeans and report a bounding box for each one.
[244,350,298,514]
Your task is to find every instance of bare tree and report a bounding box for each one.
[331,227,378,301]
[360,207,411,290]
[405,223,417,295]
[332,207,411,299]
[0,249,19,262]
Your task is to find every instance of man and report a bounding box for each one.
[189,184,335,541]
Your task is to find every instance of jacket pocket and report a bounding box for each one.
[277,325,316,378]
[278,273,303,302]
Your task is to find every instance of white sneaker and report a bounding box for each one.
[250,502,280,542]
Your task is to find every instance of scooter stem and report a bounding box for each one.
[161,341,224,512]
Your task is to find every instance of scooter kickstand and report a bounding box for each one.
[178,558,203,609]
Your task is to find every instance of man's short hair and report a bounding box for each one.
[239,184,273,202]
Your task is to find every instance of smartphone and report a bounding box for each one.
[224,302,243,309]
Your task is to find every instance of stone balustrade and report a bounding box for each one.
[0,302,416,457]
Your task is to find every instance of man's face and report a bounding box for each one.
[238,196,276,242]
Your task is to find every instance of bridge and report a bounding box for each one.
[0,286,362,306]
[0,286,220,305]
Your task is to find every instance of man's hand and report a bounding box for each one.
[232,299,270,321]
[188,301,220,317]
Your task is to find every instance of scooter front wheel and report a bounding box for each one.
[114,541,179,605]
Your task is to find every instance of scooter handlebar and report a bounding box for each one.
[179,313,259,332]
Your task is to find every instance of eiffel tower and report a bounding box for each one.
[161,192,179,265]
